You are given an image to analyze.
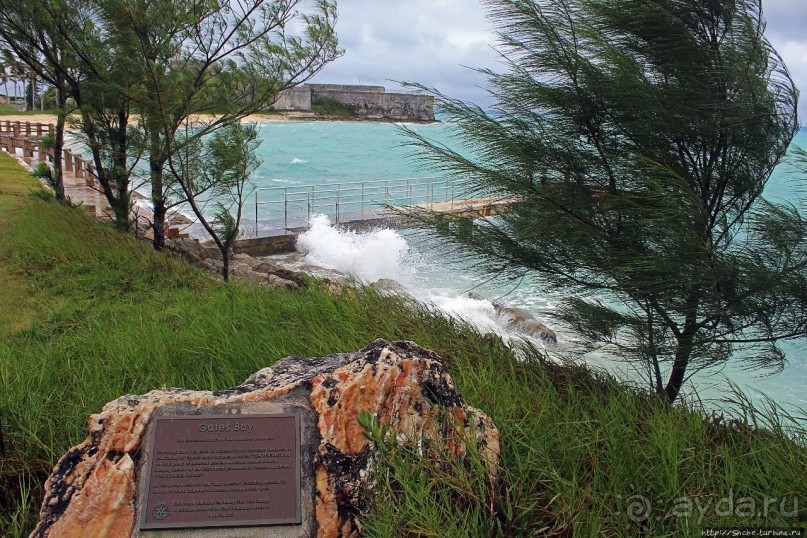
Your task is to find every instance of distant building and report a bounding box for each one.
[273,84,434,122]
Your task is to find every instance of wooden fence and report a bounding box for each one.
[0,120,97,188]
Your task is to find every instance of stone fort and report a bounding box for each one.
[273,84,435,122]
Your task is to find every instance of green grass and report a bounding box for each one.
[311,96,356,118]
[0,151,804,536]
[0,104,59,116]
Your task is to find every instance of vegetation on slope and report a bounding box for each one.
[0,152,804,536]
[312,96,356,118]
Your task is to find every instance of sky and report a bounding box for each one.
[312,0,807,124]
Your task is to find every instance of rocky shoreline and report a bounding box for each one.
[168,238,559,347]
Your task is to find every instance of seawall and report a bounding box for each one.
[311,90,434,122]
[273,84,434,122]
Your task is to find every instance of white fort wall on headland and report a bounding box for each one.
[273,84,435,122]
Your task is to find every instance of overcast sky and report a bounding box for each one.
[312,0,807,123]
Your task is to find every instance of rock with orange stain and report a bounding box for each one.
[32,340,499,537]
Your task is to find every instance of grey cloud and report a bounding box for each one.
[762,0,807,40]
[313,0,805,119]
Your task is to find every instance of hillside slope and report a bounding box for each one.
[0,152,804,536]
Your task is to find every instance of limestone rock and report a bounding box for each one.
[167,211,193,225]
[200,258,224,273]
[166,238,217,263]
[267,273,300,290]
[253,261,308,288]
[230,262,300,289]
[371,279,421,312]
[232,252,260,268]
[468,293,558,345]
[32,340,499,538]
[491,300,557,345]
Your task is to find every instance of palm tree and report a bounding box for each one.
[1,49,26,109]
[0,59,7,104]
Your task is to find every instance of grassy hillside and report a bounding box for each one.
[0,151,804,536]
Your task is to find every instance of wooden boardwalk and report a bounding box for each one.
[0,120,105,212]
[420,196,517,218]
[0,120,189,239]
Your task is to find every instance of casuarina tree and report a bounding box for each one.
[101,0,341,250]
[404,0,802,402]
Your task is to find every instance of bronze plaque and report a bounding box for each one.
[140,414,301,529]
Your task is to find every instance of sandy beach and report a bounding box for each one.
[0,111,317,125]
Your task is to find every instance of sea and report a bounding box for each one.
[222,120,807,413]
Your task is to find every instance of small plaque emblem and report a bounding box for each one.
[152,504,170,520]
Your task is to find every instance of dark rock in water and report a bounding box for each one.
[31,340,499,538]
[468,293,558,345]
[491,302,557,345]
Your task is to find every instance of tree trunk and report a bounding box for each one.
[52,82,66,200]
[663,316,697,403]
[149,122,168,250]
[150,158,167,250]
[222,248,230,282]
[79,108,131,231]
[152,201,166,249]
[112,110,131,231]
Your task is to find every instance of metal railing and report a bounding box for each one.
[254,176,461,231]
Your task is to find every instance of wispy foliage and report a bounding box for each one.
[403,0,802,402]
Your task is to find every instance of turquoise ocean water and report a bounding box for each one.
[254,121,807,411]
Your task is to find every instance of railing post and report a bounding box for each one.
[255,189,259,236]
[335,184,340,223]
[64,149,73,172]
[284,187,288,229]
[22,140,32,165]
[24,122,31,137]
[361,182,365,220]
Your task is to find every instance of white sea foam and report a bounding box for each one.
[290,157,309,164]
[296,215,411,283]
[428,293,504,334]
[294,215,554,343]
